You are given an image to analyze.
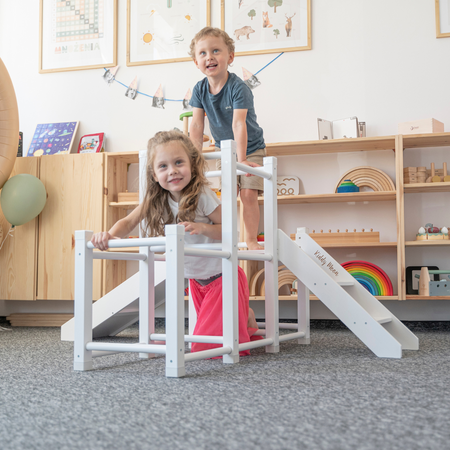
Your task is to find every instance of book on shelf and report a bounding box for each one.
[78,133,105,153]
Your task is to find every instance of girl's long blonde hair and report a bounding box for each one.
[140,130,209,237]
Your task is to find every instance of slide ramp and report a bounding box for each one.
[278,229,418,358]
[61,261,166,341]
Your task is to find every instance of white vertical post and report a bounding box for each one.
[297,280,310,344]
[264,157,279,353]
[220,140,239,364]
[165,224,186,377]
[73,230,94,371]
[296,226,310,344]
[139,246,155,358]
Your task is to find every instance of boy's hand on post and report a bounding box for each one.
[91,232,119,251]
[239,159,261,177]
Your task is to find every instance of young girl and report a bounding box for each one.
[91,130,259,355]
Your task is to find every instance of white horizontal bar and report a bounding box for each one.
[92,350,121,358]
[150,333,224,344]
[87,237,166,249]
[93,252,147,261]
[235,162,272,180]
[184,346,232,362]
[278,331,306,342]
[149,246,231,259]
[237,252,273,262]
[204,152,221,160]
[256,322,299,330]
[239,338,274,351]
[86,342,166,354]
[206,170,247,178]
[184,248,231,259]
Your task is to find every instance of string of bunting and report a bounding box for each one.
[102,52,284,110]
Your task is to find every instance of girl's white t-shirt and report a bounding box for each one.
[166,187,222,279]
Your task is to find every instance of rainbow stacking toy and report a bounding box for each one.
[342,260,393,296]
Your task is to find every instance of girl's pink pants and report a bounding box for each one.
[189,266,261,356]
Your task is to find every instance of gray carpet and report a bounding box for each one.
[1,319,449,450]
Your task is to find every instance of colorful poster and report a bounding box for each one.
[40,0,117,73]
[27,122,79,156]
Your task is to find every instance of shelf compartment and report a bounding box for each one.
[317,242,397,248]
[405,240,450,247]
[241,191,396,205]
[402,133,450,149]
[266,136,396,156]
[404,182,450,194]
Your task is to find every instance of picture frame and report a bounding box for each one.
[436,0,450,38]
[39,0,118,73]
[221,0,311,57]
[127,0,211,66]
[78,132,105,153]
[26,122,80,157]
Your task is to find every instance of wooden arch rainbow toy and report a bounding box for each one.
[342,260,393,296]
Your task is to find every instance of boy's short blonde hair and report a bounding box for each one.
[189,27,235,59]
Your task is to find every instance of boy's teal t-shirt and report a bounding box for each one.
[190,72,265,156]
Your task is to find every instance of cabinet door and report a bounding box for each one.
[37,153,104,300]
[0,157,39,300]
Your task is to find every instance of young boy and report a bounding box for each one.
[188,27,266,251]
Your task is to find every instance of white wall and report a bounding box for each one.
[1,0,449,319]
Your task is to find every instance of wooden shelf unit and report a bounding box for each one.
[400,132,450,301]
[240,132,450,302]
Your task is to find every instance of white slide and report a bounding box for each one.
[61,261,166,341]
[278,229,418,358]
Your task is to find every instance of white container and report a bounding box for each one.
[398,118,444,135]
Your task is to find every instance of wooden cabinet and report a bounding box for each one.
[0,153,104,301]
[37,153,104,300]
[0,157,39,300]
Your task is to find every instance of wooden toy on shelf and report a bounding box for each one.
[289,228,380,245]
[337,179,359,193]
[277,175,300,196]
[415,223,449,240]
[249,265,297,297]
[416,268,450,297]
[403,166,427,184]
[424,163,450,183]
[334,166,395,193]
[257,232,264,241]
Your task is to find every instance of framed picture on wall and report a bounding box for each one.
[127,0,211,66]
[39,0,118,73]
[436,0,450,38]
[221,0,311,57]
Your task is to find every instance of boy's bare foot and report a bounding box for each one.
[246,240,264,251]
[247,307,258,329]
